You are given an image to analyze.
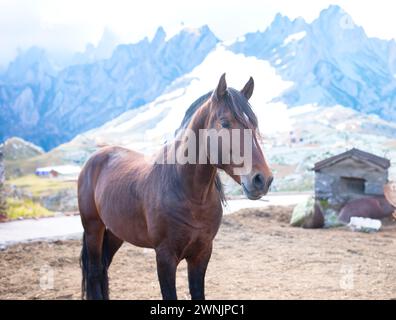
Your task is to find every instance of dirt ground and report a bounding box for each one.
[1,206,396,300]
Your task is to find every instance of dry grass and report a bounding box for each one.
[7,175,76,197]
[5,198,53,220]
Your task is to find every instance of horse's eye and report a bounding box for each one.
[221,120,231,129]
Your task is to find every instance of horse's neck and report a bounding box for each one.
[154,143,218,204]
[177,162,218,204]
[174,103,218,204]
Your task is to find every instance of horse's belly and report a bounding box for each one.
[99,206,154,248]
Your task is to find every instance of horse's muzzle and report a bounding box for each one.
[242,174,273,200]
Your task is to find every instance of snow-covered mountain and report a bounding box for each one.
[61,44,396,183]
[230,5,396,121]
[65,45,291,153]
[0,26,218,150]
[70,28,120,66]
[1,137,44,161]
[2,4,396,155]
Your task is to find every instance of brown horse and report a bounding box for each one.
[78,74,273,300]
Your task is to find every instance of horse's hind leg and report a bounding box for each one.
[80,221,123,300]
[105,229,124,268]
[81,220,109,300]
[78,151,116,300]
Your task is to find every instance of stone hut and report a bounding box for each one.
[313,148,390,207]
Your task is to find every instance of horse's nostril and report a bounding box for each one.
[267,176,274,189]
[253,173,265,190]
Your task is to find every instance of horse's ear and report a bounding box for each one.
[241,76,254,100]
[213,73,227,101]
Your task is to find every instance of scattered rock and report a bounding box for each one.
[348,217,382,233]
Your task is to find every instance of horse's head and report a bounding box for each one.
[204,73,273,200]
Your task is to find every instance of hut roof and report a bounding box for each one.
[313,148,390,171]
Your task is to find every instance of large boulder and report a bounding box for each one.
[338,197,391,224]
[290,197,324,229]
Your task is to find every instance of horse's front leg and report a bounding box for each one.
[186,244,213,300]
[155,245,178,300]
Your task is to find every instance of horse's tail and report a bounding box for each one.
[80,232,88,299]
[80,230,111,300]
[101,230,110,298]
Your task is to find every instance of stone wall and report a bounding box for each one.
[315,157,388,207]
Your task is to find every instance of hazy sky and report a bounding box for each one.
[1,0,396,67]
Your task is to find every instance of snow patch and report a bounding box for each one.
[283,31,307,46]
[288,104,320,117]
[81,46,294,151]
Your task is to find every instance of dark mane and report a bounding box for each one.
[175,91,228,204]
[224,88,258,130]
[175,91,213,135]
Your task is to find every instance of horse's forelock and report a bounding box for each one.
[224,88,258,131]
[176,88,258,135]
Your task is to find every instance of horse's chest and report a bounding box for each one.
[191,208,222,232]
[147,200,223,251]
[186,207,222,239]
